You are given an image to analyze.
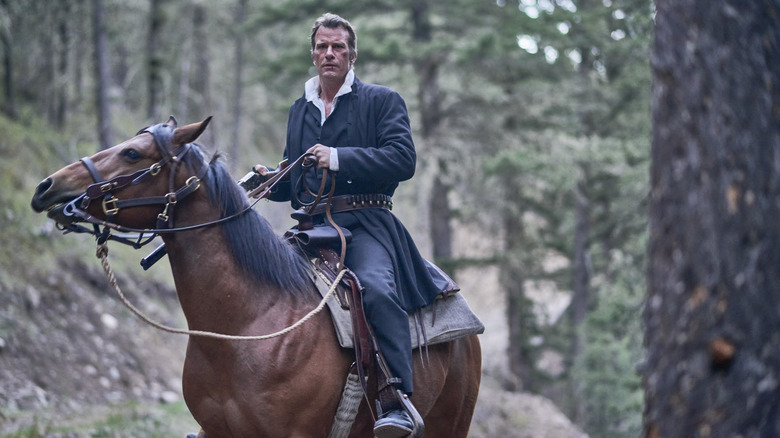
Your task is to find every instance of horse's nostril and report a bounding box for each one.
[34,178,53,197]
[31,178,54,211]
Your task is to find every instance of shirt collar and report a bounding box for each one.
[305,69,355,102]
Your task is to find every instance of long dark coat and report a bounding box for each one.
[269,77,451,311]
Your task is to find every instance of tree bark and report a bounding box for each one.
[72,0,86,112]
[91,0,112,149]
[410,0,453,269]
[191,4,214,145]
[146,0,166,120]
[645,1,780,436]
[55,1,70,129]
[502,179,535,392]
[0,0,15,120]
[568,169,590,423]
[567,0,595,422]
[177,7,192,124]
[229,0,247,172]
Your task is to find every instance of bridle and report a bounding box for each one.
[58,122,317,252]
[59,122,242,248]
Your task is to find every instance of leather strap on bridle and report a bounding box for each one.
[62,123,228,237]
[75,122,203,227]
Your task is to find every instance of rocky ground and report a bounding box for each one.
[0,247,193,434]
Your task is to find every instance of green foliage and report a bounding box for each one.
[573,223,646,436]
[572,331,644,437]
[468,0,653,436]
[0,114,81,265]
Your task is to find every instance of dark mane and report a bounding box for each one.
[192,147,312,295]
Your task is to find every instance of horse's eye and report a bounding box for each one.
[122,148,141,161]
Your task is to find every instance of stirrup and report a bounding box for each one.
[396,389,425,438]
[374,407,415,438]
[376,387,425,438]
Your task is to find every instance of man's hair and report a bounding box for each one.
[310,13,357,61]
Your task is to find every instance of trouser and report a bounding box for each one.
[343,224,414,395]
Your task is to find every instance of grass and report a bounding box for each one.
[1,401,200,437]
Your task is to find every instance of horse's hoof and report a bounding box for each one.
[373,408,415,438]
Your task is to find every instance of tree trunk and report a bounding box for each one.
[568,169,591,423]
[191,4,214,146]
[567,0,595,422]
[72,0,86,112]
[177,7,192,124]
[55,1,70,129]
[0,0,15,120]
[429,173,452,262]
[410,0,453,269]
[569,173,591,363]
[91,0,112,149]
[229,0,247,172]
[645,1,780,436]
[501,175,535,392]
[146,0,166,120]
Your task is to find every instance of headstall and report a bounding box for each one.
[56,122,316,266]
[59,122,211,247]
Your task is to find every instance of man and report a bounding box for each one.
[255,13,454,437]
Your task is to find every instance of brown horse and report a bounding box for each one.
[30,117,482,437]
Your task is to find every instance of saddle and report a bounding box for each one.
[284,209,374,374]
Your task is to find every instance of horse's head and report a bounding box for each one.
[31,116,212,231]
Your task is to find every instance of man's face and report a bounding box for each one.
[311,26,354,83]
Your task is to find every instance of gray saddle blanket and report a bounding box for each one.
[311,269,485,349]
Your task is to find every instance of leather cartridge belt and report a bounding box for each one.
[308,194,393,216]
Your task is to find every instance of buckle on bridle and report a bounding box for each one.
[102,197,119,215]
[157,192,178,223]
[100,181,118,193]
[185,176,201,191]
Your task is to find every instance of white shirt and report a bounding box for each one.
[303,69,355,171]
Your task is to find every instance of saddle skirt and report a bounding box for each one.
[308,262,485,349]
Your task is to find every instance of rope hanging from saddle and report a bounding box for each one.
[95,240,347,340]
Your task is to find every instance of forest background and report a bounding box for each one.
[0,0,653,437]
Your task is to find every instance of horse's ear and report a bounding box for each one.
[166,115,178,128]
[174,116,212,145]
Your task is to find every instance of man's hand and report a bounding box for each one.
[306,144,332,169]
[238,165,268,192]
[252,164,270,176]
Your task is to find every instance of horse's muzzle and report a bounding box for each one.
[31,178,82,226]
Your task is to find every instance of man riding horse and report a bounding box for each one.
[251,13,456,437]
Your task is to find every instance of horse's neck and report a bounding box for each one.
[160,205,286,333]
